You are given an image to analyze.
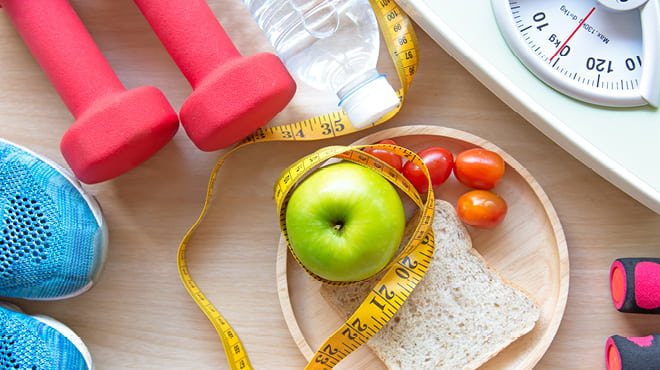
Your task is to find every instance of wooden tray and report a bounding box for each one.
[276,125,569,369]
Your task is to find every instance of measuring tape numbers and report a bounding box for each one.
[274,145,437,369]
[239,0,418,145]
[176,1,420,369]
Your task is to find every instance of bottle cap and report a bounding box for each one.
[339,75,399,129]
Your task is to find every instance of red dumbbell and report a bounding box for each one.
[132,0,296,151]
[0,0,179,184]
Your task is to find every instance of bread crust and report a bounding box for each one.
[321,200,540,369]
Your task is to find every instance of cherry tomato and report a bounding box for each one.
[454,148,505,189]
[402,147,454,194]
[456,190,507,229]
[363,139,403,172]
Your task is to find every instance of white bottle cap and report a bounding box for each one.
[339,75,400,129]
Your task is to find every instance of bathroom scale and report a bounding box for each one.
[396,0,660,214]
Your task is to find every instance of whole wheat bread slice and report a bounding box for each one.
[321,200,540,369]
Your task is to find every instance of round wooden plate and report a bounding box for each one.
[276,125,569,369]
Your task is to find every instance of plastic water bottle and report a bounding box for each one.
[244,0,400,128]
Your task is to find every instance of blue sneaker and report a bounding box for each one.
[0,302,92,369]
[0,139,108,299]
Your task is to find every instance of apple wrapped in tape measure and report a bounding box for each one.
[285,161,406,282]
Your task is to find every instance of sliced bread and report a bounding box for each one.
[321,200,540,369]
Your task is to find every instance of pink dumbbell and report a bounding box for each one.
[610,257,660,314]
[605,334,660,370]
[132,0,296,151]
[0,0,179,184]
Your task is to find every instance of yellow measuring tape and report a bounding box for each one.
[275,144,436,369]
[177,0,420,368]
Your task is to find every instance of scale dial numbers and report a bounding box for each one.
[493,0,656,107]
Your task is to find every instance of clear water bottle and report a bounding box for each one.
[244,0,400,128]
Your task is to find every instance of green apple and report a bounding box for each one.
[285,161,406,282]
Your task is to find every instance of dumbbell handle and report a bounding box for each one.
[0,0,125,118]
[132,0,241,89]
[606,334,660,370]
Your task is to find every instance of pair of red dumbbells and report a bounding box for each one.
[0,0,296,184]
[606,257,660,369]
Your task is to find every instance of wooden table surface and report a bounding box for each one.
[1,1,659,369]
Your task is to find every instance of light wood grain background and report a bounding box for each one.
[1,1,659,369]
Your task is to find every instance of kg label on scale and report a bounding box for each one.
[492,0,660,107]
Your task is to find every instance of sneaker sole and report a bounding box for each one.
[0,139,109,300]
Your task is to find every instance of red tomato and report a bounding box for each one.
[363,139,403,172]
[402,147,454,194]
[454,148,505,189]
[456,190,507,229]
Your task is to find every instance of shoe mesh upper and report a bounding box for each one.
[0,142,103,299]
[0,306,88,369]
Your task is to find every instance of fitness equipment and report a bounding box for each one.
[605,334,660,370]
[610,257,660,314]
[132,0,297,151]
[0,0,180,184]
[606,258,660,369]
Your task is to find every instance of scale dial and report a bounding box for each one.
[492,0,659,107]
